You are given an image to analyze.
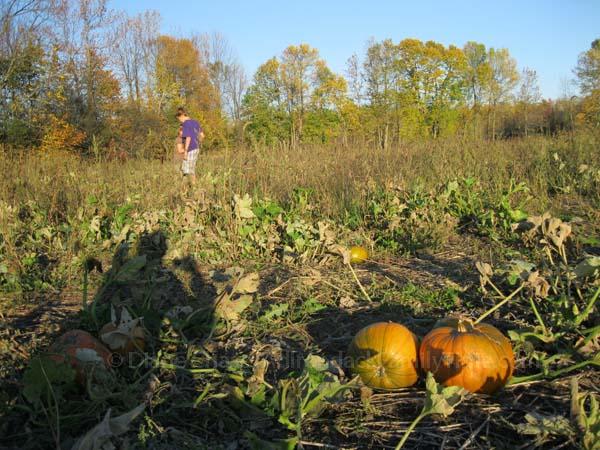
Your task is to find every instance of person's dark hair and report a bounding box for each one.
[175,107,187,118]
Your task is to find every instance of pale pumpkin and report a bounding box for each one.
[48,330,112,383]
[100,322,146,356]
[419,318,514,394]
[349,322,420,389]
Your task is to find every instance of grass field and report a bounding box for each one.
[1,134,599,449]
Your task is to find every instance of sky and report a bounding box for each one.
[112,0,600,99]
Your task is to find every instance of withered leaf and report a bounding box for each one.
[72,404,145,450]
[247,359,269,397]
[234,272,260,294]
[215,291,254,323]
[526,271,551,298]
[233,194,256,220]
[516,412,574,440]
[475,261,493,278]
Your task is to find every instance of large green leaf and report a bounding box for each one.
[23,356,76,405]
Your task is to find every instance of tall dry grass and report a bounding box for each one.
[2,133,598,221]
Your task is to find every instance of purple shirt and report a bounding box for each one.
[182,119,202,151]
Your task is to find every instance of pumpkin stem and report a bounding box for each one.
[457,319,475,333]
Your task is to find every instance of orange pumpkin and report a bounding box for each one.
[48,330,112,383]
[100,322,146,356]
[419,318,514,394]
[348,322,420,389]
[349,246,368,264]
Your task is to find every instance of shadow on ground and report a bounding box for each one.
[0,230,220,449]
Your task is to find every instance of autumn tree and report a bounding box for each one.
[195,32,247,123]
[484,48,519,139]
[154,36,219,112]
[0,0,55,144]
[111,10,160,106]
[517,68,541,136]
[575,39,600,95]
[153,35,223,146]
[3,3,584,152]
[46,0,121,145]
[359,38,467,144]
[462,41,489,108]
[574,39,600,127]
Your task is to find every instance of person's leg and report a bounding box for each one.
[180,155,192,194]
[181,152,187,173]
[187,149,199,186]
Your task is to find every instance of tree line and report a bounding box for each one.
[1,0,599,157]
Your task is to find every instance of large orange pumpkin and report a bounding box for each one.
[48,330,112,383]
[419,318,514,394]
[348,322,420,390]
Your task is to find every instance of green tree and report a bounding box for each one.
[0,0,55,146]
[308,62,349,143]
[243,57,289,145]
[361,38,466,142]
[244,44,348,146]
[408,40,465,137]
[47,0,122,148]
[575,39,600,95]
[363,39,398,147]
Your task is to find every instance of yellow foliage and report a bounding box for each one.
[154,35,225,147]
[577,90,600,127]
[40,115,86,153]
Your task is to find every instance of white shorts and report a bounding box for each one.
[181,148,199,175]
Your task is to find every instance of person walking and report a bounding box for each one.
[176,107,204,185]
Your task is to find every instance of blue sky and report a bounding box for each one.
[113,0,600,99]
